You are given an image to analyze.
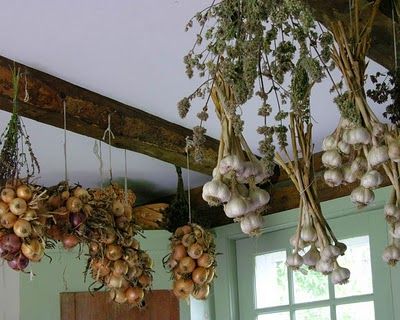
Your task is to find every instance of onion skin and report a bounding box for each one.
[8,253,29,271]
[173,279,194,299]
[1,212,18,229]
[0,233,22,258]
[106,274,129,289]
[9,198,27,216]
[47,195,62,209]
[13,219,32,238]
[172,244,187,261]
[188,243,203,259]
[21,239,44,262]
[178,256,196,274]
[192,267,209,285]
[91,258,111,278]
[69,211,86,228]
[0,201,8,215]
[1,188,16,204]
[66,197,83,213]
[106,244,123,261]
[125,287,144,305]
[22,209,37,221]
[102,228,116,245]
[206,268,215,283]
[16,185,33,202]
[181,225,192,235]
[112,201,125,217]
[62,234,80,249]
[192,284,210,300]
[113,260,129,276]
[110,288,127,304]
[138,273,152,288]
[197,253,213,268]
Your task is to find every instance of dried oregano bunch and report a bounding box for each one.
[0,66,39,185]
[178,0,332,175]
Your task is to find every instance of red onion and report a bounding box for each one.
[8,253,29,271]
[69,212,86,228]
[0,234,22,258]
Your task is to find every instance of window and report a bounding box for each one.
[235,212,394,320]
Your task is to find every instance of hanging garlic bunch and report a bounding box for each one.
[201,74,270,236]
[323,0,400,266]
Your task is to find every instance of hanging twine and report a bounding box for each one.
[102,114,115,183]
[93,140,104,188]
[63,99,69,184]
[124,149,128,204]
[23,72,29,103]
[185,137,193,224]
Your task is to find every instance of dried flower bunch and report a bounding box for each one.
[179,0,330,174]
[0,180,50,272]
[202,73,270,236]
[321,0,400,266]
[0,66,39,185]
[164,223,216,300]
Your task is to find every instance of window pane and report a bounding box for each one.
[258,312,290,320]
[255,251,289,308]
[295,306,330,320]
[335,236,373,298]
[336,301,375,320]
[293,253,329,303]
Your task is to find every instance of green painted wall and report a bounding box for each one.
[19,230,190,320]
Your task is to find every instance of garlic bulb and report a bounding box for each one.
[338,141,352,155]
[335,242,347,255]
[368,145,389,168]
[331,264,351,285]
[303,245,320,268]
[289,234,306,250]
[350,156,368,178]
[322,150,342,168]
[322,135,337,151]
[320,245,341,260]
[342,129,351,144]
[236,161,256,183]
[286,252,303,270]
[219,155,244,175]
[324,168,343,187]
[388,140,400,162]
[315,259,334,274]
[248,186,270,212]
[202,178,231,206]
[300,224,317,242]
[347,127,371,145]
[350,186,374,206]
[237,183,249,197]
[384,204,400,224]
[382,244,400,266]
[224,188,249,218]
[360,170,383,189]
[240,213,264,236]
[342,165,357,184]
[392,222,400,239]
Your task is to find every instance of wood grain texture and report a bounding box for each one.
[60,290,179,320]
[0,55,219,175]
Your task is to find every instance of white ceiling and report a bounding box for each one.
[0,0,388,203]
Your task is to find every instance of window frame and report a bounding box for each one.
[212,187,398,320]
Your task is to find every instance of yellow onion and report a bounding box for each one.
[21,239,44,262]
[106,274,129,289]
[109,288,127,304]
[192,284,210,300]
[102,228,116,244]
[172,244,187,261]
[66,197,82,213]
[124,205,133,221]
[112,200,125,216]
[182,233,195,247]
[178,256,196,274]
[16,185,33,202]
[197,253,213,268]
[125,287,144,305]
[181,225,192,235]
[188,243,203,259]
[61,190,70,201]
[106,244,123,261]
[206,268,215,283]
[192,267,209,285]
[1,212,17,229]
[138,273,152,288]
[0,201,9,215]
[47,195,61,209]
[173,279,194,299]
[127,266,143,279]
[62,234,80,249]
[1,188,16,204]
[22,209,37,221]
[113,260,129,276]
[89,242,100,256]
[91,258,111,278]
[131,238,140,250]
[13,219,32,238]
[73,187,90,201]
[9,198,27,216]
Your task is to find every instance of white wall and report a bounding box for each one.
[0,262,20,320]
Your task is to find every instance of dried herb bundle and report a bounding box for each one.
[0,66,39,185]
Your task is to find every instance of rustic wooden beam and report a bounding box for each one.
[157,151,391,229]
[304,0,398,71]
[0,55,219,175]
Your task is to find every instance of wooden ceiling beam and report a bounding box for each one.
[304,0,397,71]
[0,55,219,175]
